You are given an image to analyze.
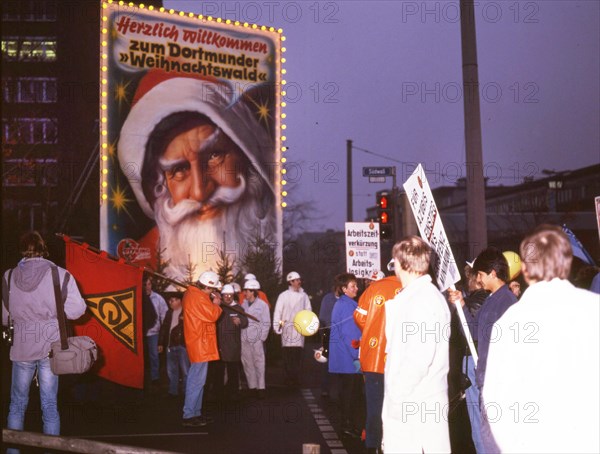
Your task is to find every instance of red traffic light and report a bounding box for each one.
[380,211,389,224]
[379,196,388,209]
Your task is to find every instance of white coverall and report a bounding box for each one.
[240,298,271,390]
[273,287,312,347]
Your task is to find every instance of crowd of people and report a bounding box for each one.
[1,232,314,439]
[314,225,599,454]
[141,269,312,427]
[3,225,599,453]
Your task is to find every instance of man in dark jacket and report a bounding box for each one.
[448,248,517,453]
[158,289,189,398]
[213,284,248,401]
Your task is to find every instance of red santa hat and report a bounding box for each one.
[118,70,275,218]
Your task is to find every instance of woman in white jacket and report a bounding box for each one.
[383,237,451,454]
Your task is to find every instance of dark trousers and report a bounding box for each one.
[320,329,331,393]
[213,360,241,397]
[364,372,384,449]
[282,347,303,386]
[338,373,365,431]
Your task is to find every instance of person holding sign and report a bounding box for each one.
[451,264,489,454]
[383,236,451,454]
[447,247,517,453]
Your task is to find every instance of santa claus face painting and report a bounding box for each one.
[117,75,278,281]
[160,122,245,220]
[146,115,272,280]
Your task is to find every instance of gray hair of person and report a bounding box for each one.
[391,236,432,275]
[520,224,572,281]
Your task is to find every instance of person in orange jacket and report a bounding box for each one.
[182,271,223,427]
[354,268,402,454]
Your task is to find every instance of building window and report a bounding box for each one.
[2,77,57,103]
[2,117,58,144]
[557,188,572,205]
[2,158,58,187]
[2,1,57,22]
[2,37,57,61]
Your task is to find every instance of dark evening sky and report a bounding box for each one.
[166,0,599,230]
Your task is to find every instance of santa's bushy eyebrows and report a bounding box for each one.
[158,157,189,172]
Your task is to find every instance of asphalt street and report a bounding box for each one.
[2,336,365,454]
[2,335,474,454]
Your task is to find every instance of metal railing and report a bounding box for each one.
[2,429,180,454]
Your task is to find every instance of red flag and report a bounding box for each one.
[65,237,144,389]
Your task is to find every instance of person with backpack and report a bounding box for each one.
[2,231,86,450]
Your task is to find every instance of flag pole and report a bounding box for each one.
[55,233,259,322]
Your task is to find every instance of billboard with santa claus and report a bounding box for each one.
[99,1,283,282]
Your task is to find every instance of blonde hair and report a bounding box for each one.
[520,224,572,282]
[392,236,431,275]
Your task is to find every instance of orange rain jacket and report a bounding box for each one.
[354,276,402,374]
[183,286,222,363]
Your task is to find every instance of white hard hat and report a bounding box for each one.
[231,282,242,293]
[244,273,257,281]
[244,279,261,290]
[368,270,385,281]
[198,271,220,288]
[221,284,234,294]
[287,271,301,282]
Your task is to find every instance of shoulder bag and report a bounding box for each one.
[48,265,97,374]
[2,269,14,346]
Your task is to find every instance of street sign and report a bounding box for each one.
[369,176,386,183]
[362,166,395,177]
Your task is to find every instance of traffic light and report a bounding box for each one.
[376,191,393,240]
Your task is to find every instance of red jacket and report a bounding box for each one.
[354,276,402,374]
[183,286,222,363]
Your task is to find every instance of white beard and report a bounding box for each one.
[153,179,274,282]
